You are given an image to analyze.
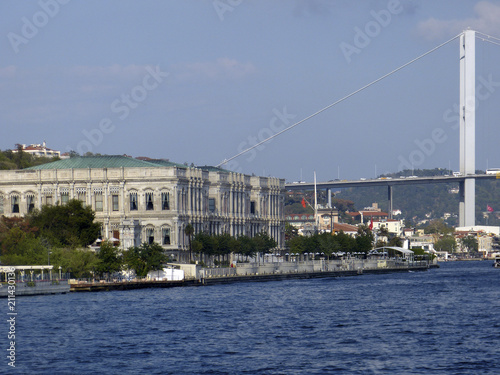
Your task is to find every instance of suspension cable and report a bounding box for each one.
[217,33,462,168]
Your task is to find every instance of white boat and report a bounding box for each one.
[494,257,500,268]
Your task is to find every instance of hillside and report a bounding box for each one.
[286,168,500,227]
[335,169,500,226]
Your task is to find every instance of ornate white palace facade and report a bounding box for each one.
[0,156,285,257]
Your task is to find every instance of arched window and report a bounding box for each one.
[26,193,35,213]
[145,227,155,244]
[161,191,170,210]
[145,191,154,211]
[76,187,86,207]
[11,194,19,213]
[162,227,171,245]
[129,191,138,211]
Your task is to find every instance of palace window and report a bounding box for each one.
[162,227,171,245]
[250,201,256,214]
[27,194,35,213]
[130,192,138,211]
[11,195,19,213]
[146,192,154,211]
[45,196,52,206]
[77,191,86,207]
[61,193,69,205]
[146,228,155,244]
[161,192,169,210]
[209,198,216,213]
[112,195,119,211]
[95,194,103,212]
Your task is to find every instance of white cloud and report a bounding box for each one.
[173,58,256,82]
[68,64,148,80]
[417,1,500,40]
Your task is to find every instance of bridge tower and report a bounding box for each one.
[459,30,476,227]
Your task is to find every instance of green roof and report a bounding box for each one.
[145,159,188,169]
[27,155,163,170]
[26,155,232,173]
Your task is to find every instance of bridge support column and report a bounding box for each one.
[388,185,393,220]
[459,29,476,227]
[459,178,476,227]
[327,188,332,209]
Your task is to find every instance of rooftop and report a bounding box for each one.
[25,155,236,173]
[26,155,165,170]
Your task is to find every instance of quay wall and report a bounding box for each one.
[200,259,428,279]
[64,260,433,293]
[0,280,70,297]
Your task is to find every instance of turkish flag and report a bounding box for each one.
[301,198,306,208]
[487,204,494,212]
[368,218,373,230]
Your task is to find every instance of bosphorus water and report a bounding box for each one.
[7,261,500,374]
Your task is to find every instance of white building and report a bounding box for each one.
[0,156,285,260]
[371,219,403,236]
[11,142,61,158]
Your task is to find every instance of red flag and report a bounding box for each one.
[301,198,306,208]
[487,204,494,212]
[368,217,373,230]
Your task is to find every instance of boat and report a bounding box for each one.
[494,256,500,268]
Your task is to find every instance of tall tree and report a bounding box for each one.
[460,235,478,253]
[252,232,277,259]
[123,243,167,277]
[95,241,123,278]
[434,236,457,253]
[29,199,100,248]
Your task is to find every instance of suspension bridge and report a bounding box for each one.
[220,29,500,227]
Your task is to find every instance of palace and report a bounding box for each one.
[0,156,285,259]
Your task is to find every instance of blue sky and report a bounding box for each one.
[2,0,500,182]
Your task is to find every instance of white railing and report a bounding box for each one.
[200,267,237,278]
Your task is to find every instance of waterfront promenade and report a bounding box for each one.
[69,258,434,292]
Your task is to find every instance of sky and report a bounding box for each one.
[2,0,500,182]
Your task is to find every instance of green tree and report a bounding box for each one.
[356,225,374,252]
[287,235,306,255]
[335,231,356,253]
[193,232,218,261]
[388,236,403,247]
[56,247,99,279]
[0,216,46,265]
[95,241,123,278]
[284,222,298,241]
[123,243,167,277]
[237,235,256,260]
[29,199,100,248]
[252,231,277,259]
[434,235,457,253]
[425,219,454,235]
[460,235,478,253]
[215,233,233,264]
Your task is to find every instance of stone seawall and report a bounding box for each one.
[200,264,429,286]
[0,280,70,297]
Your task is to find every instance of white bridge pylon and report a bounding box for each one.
[459,29,476,227]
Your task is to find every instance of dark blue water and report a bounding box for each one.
[4,261,500,374]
